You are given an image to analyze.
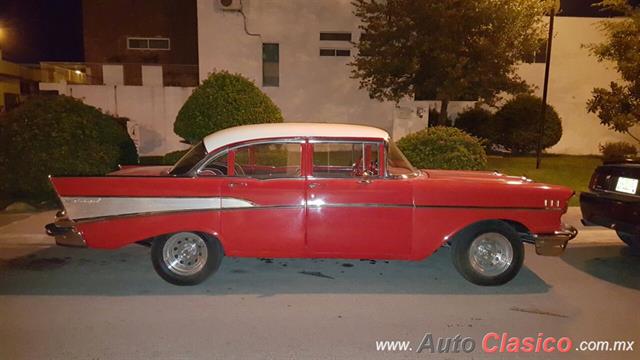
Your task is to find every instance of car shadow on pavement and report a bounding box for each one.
[561,244,640,290]
[0,245,550,296]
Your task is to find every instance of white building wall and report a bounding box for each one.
[197,0,410,134]
[39,82,193,156]
[517,16,638,154]
[198,1,638,155]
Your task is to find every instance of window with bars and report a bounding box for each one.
[319,48,351,57]
[127,37,171,50]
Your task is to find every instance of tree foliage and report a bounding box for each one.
[350,0,550,124]
[587,0,640,144]
[175,71,283,144]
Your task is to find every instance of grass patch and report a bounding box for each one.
[487,155,602,206]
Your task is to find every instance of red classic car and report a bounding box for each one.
[45,123,577,286]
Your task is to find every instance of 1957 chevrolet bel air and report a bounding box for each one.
[45,123,577,286]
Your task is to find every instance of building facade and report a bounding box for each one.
[196,0,638,155]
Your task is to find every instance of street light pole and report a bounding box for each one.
[535,5,556,169]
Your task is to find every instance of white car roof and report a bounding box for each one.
[203,123,390,152]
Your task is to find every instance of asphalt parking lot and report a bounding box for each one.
[0,209,638,359]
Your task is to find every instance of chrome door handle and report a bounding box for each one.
[358,178,373,184]
[308,182,319,189]
[228,182,247,188]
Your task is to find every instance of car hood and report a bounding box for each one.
[415,169,574,209]
[109,166,173,176]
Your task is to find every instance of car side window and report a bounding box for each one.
[312,142,380,178]
[233,142,302,179]
[197,151,229,177]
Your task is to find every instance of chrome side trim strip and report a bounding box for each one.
[62,195,559,223]
[61,196,256,221]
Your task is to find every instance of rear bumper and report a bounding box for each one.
[580,191,640,235]
[45,213,86,248]
[522,224,578,256]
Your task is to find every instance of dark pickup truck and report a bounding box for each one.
[580,162,640,251]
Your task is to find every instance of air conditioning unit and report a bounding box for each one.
[217,0,242,11]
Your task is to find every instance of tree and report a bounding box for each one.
[586,0,640,144]
[350,0,550,125]
[175,71,283,144]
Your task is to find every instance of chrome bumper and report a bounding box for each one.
[522,224,578,256]
[45,213,86,248]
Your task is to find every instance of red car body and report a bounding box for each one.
[48,125,573,258]
[46,123,576,285]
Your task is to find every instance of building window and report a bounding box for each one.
[320,48,351,57]
[262,43,279,87]
[320,32,352,42]
[127,37,171,50]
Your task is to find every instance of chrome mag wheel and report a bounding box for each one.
[468,232,514,277]
[162,232,208,276]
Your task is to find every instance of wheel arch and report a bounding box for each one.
[446,219,526,245]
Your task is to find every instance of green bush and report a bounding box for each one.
[493,95,563,154]
[454,107,495,144]
[599,141,637,163]
[174,70,283,144]
[0,95,138,200]
[397,126,487,170]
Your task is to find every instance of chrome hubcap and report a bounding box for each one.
[162,232,208,276]
[468,232,513,277]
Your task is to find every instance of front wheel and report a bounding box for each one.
[151,232,223,286]
[451,221,524,286]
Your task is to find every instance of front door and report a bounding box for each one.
[217,140,306,257]
[305,141,413,258]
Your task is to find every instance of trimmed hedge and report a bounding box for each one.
[454,107,495,144]
[600,141,637,163]
[174,70,283,144]
[493,95,562,154]
[0,95,138,200]
[397,126,487,170]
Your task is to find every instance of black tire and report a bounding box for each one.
[616,231,640,250]
[151,232,223,286]
[451,220,524,286]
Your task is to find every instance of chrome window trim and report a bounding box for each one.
[207,138,305,180]
[384,141,421,179]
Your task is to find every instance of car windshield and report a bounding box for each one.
[387,141,419,177]
[169,142,207,175]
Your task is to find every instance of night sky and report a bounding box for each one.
[0,0,637,64]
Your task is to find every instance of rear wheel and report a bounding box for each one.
[451,221,524,286]
[151,232,223,286]
[616,231,640,251]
